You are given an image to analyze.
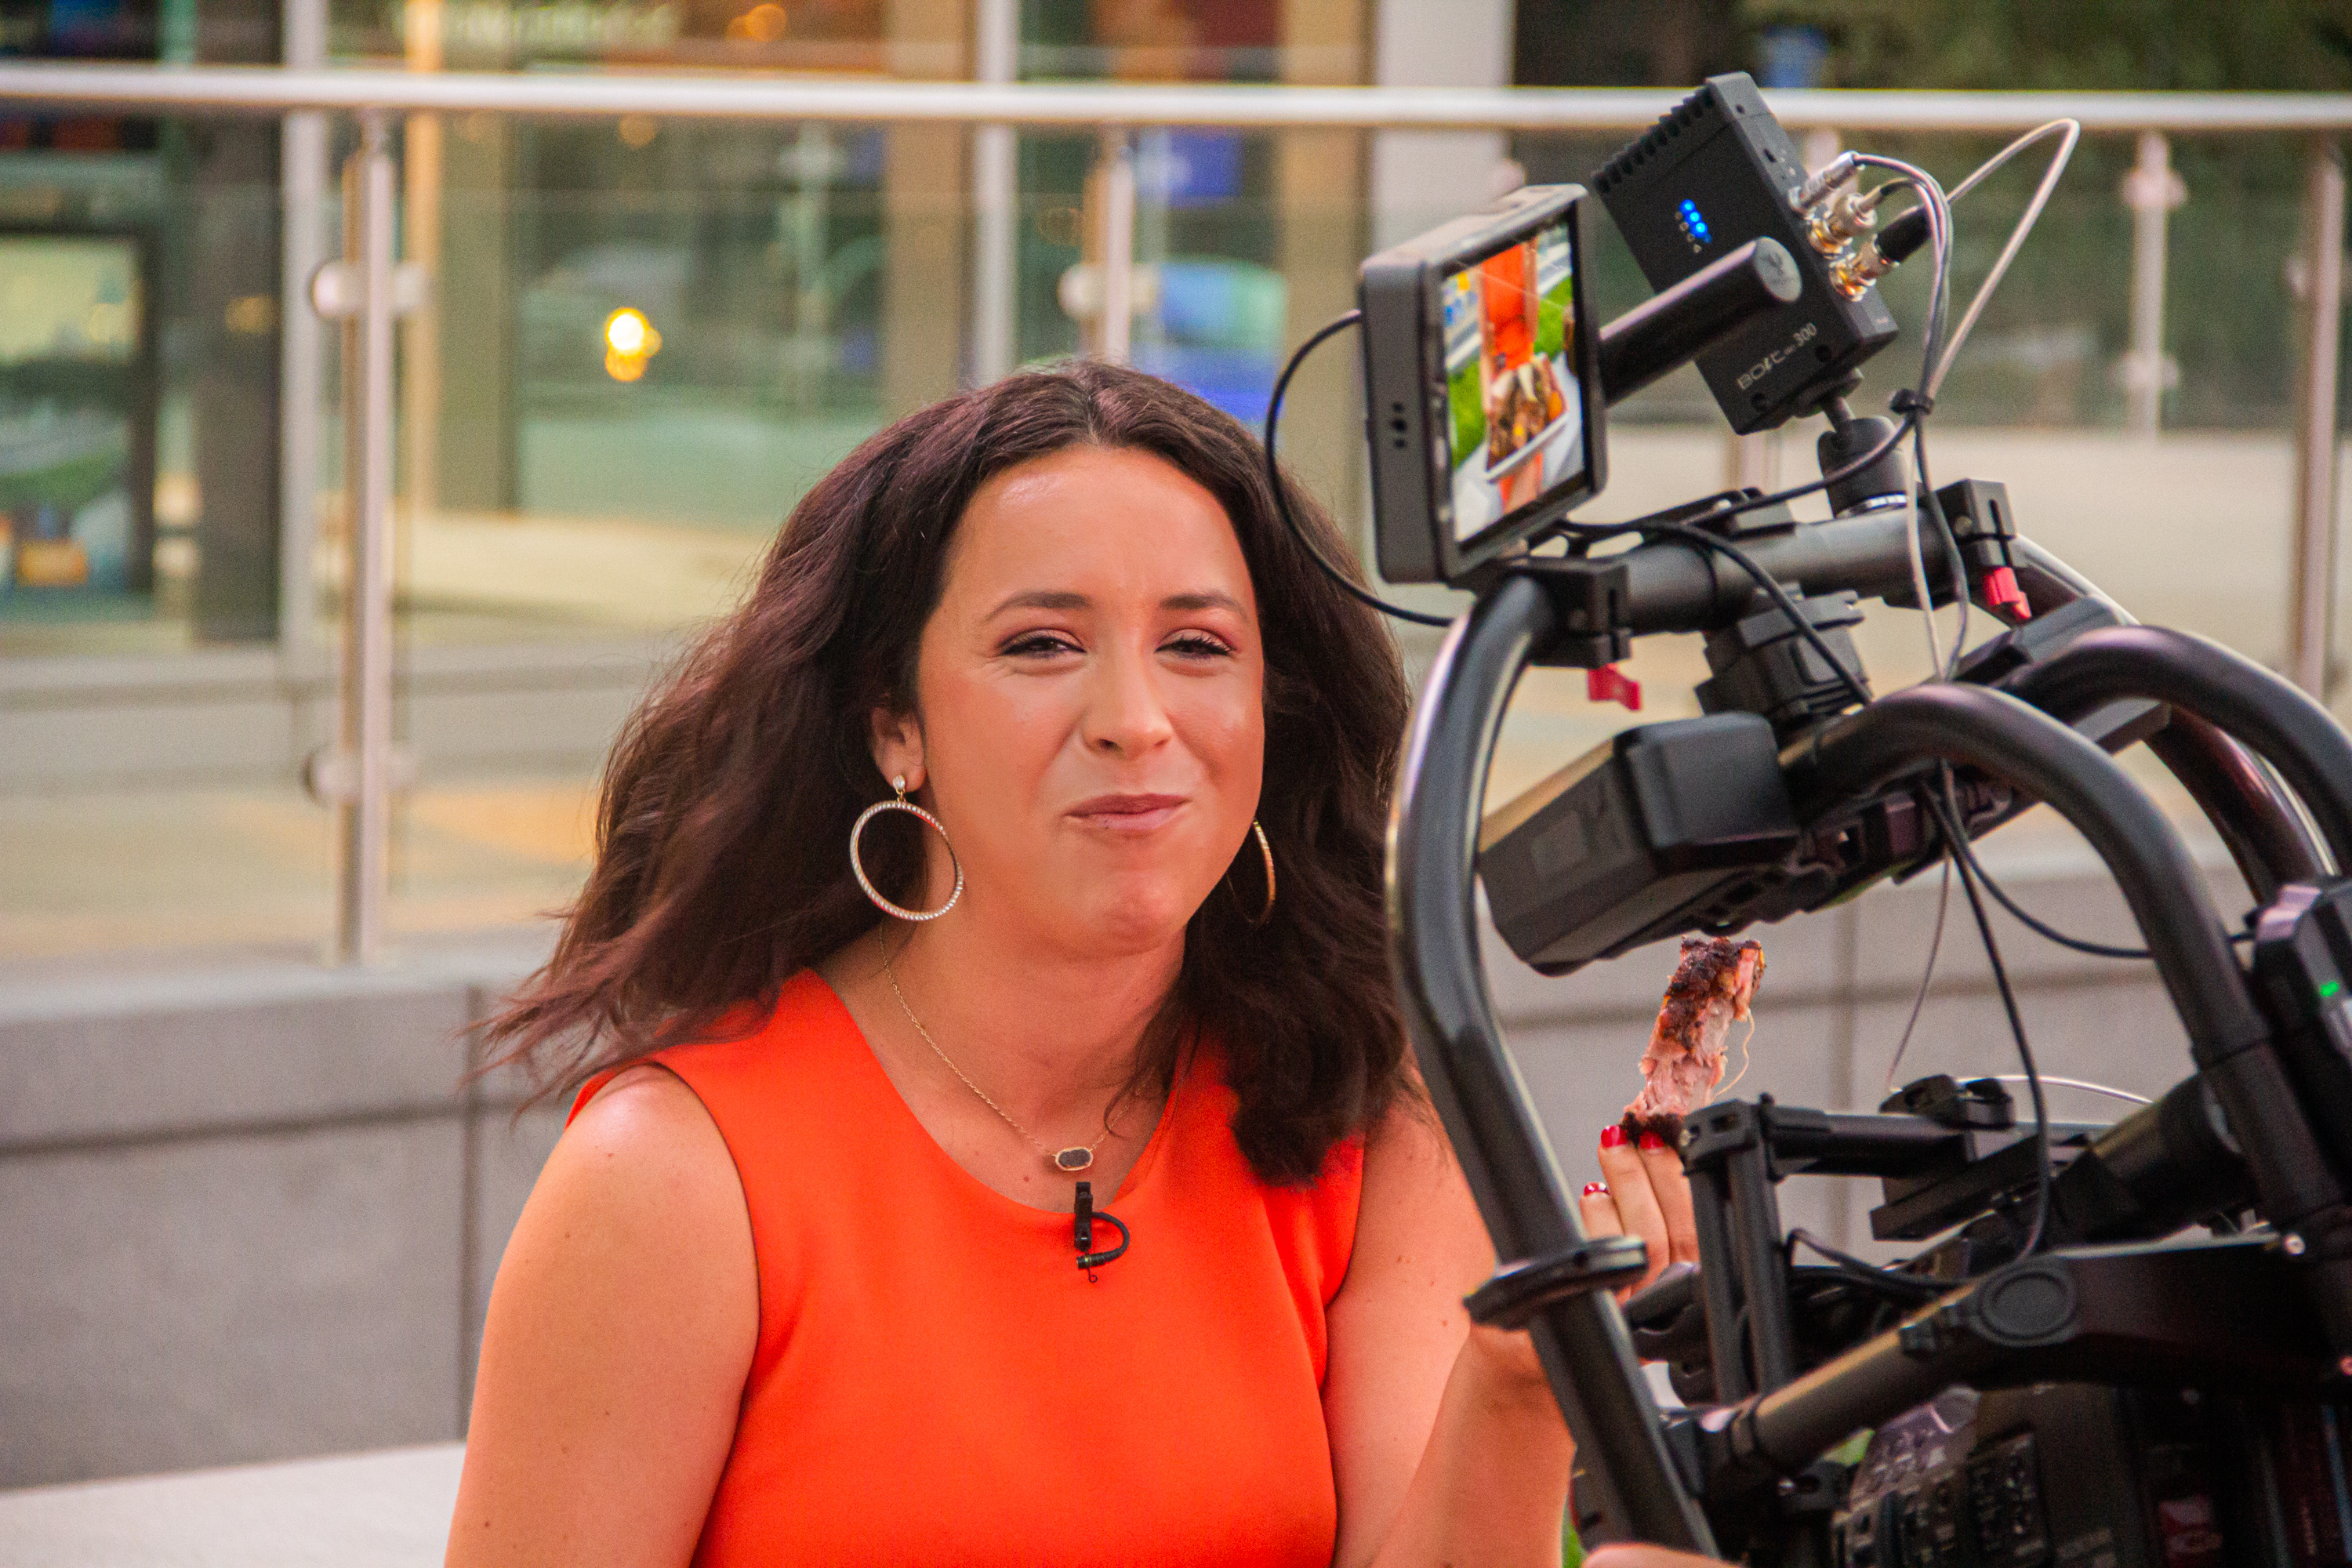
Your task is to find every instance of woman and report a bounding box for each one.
[449,361,1715,1567]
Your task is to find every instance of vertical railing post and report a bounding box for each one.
[336,111,398,965]
[2121,129,2185,438]
[1095,129,1134,363]
[400,0,444,528]
[782,122,837,405]
[969,0,1018,384]
[2289,139,2347,700]
[278,0,328,660]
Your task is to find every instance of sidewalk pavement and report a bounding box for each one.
[0,1443,463,1567]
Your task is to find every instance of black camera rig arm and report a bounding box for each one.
[1790,686,2352,1351]
[1379,236,1851,1554]
[1390,570,1723,1555]
[1965,540,2326,898]
[2143,714,2325,902]
[1785,684,2257,1057]
[2002,625,2352,872]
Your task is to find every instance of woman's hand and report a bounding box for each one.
[1446,1122,1705,1392]
[1579,1124,1701,1298]
[1432,1121,1708,1401]
[1584,1548,1736,1567]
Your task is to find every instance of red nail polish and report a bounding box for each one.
[1599,1125,1629,1149]
[1583,1181,1607,1197]
[1639,1131,1668,1152]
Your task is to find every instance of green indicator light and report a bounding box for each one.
[2322,979,2343,1000]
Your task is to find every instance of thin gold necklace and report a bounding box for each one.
[883,953,1109,1174]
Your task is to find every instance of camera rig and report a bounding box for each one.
[1352,74,2352,1568]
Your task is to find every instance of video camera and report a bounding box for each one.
[1341,73,2352,1567]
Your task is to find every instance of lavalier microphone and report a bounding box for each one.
[1073,1180,1130,1279]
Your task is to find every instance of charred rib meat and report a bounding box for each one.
[1623,935,1765,1142]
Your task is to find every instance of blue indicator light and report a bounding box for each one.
[1676,198,1711,246]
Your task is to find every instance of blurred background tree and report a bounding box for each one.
[1740,0,2352,93]
[1516,0,2352,92]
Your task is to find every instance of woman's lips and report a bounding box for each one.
[1067,793,1187,834]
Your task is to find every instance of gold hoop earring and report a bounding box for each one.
[1229,818,1275,927]
[850,775,964,922]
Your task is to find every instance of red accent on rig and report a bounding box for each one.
[1588,665,1642,710]
[1983,565,2031,621]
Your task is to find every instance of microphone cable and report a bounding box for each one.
[1073,1180,1130,1282]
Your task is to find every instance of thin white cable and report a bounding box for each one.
[1949,117,2079,205]
[1852,157,1956,680]
[1906,123,2074,676]
[1923,421,1974,680]
[1854,157,1955,384]
[1869,133,2078,1107]
[1930,119,2082,398]
[1984,1073,2152,1107]
[1900,480,1944,674]
[1883,858,1954,1094]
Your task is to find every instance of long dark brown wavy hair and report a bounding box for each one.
[481,361,1414,1182]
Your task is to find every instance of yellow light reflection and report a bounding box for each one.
[724,2,787,42]
[604,307,652,355]
[602,308,662,382]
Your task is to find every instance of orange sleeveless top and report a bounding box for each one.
[572,970,1363,1566]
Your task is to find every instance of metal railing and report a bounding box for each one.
[7,65,2352,130]
[2,63,2346,964]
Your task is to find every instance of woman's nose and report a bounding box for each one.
[1083,648,1175,757]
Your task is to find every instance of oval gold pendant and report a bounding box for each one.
[1054,1147,1094,1173]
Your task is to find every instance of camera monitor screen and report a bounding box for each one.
[1361,186,1605,586]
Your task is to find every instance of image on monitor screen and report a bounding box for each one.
[1437,219,1583,545]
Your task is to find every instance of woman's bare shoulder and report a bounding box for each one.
[566,1059,722,1144]
[544,1063,745,1243]
[474,1063,755,1364]
[453,1065,756,1566]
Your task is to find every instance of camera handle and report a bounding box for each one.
[1788,687,2259,1054]
[2144,715,2325,899]
[1377,249,1828,1553]
[1391,572,1722,1554]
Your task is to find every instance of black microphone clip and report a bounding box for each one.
[1073,1179,1131,1280]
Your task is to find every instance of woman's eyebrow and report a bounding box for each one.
[1163,590,1245,613]
[986,589,1091,617]
[985,589,1245,616]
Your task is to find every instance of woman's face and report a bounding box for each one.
[873,444,1265,960]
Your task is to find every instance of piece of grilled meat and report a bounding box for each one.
[1623,935,1765,1144]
